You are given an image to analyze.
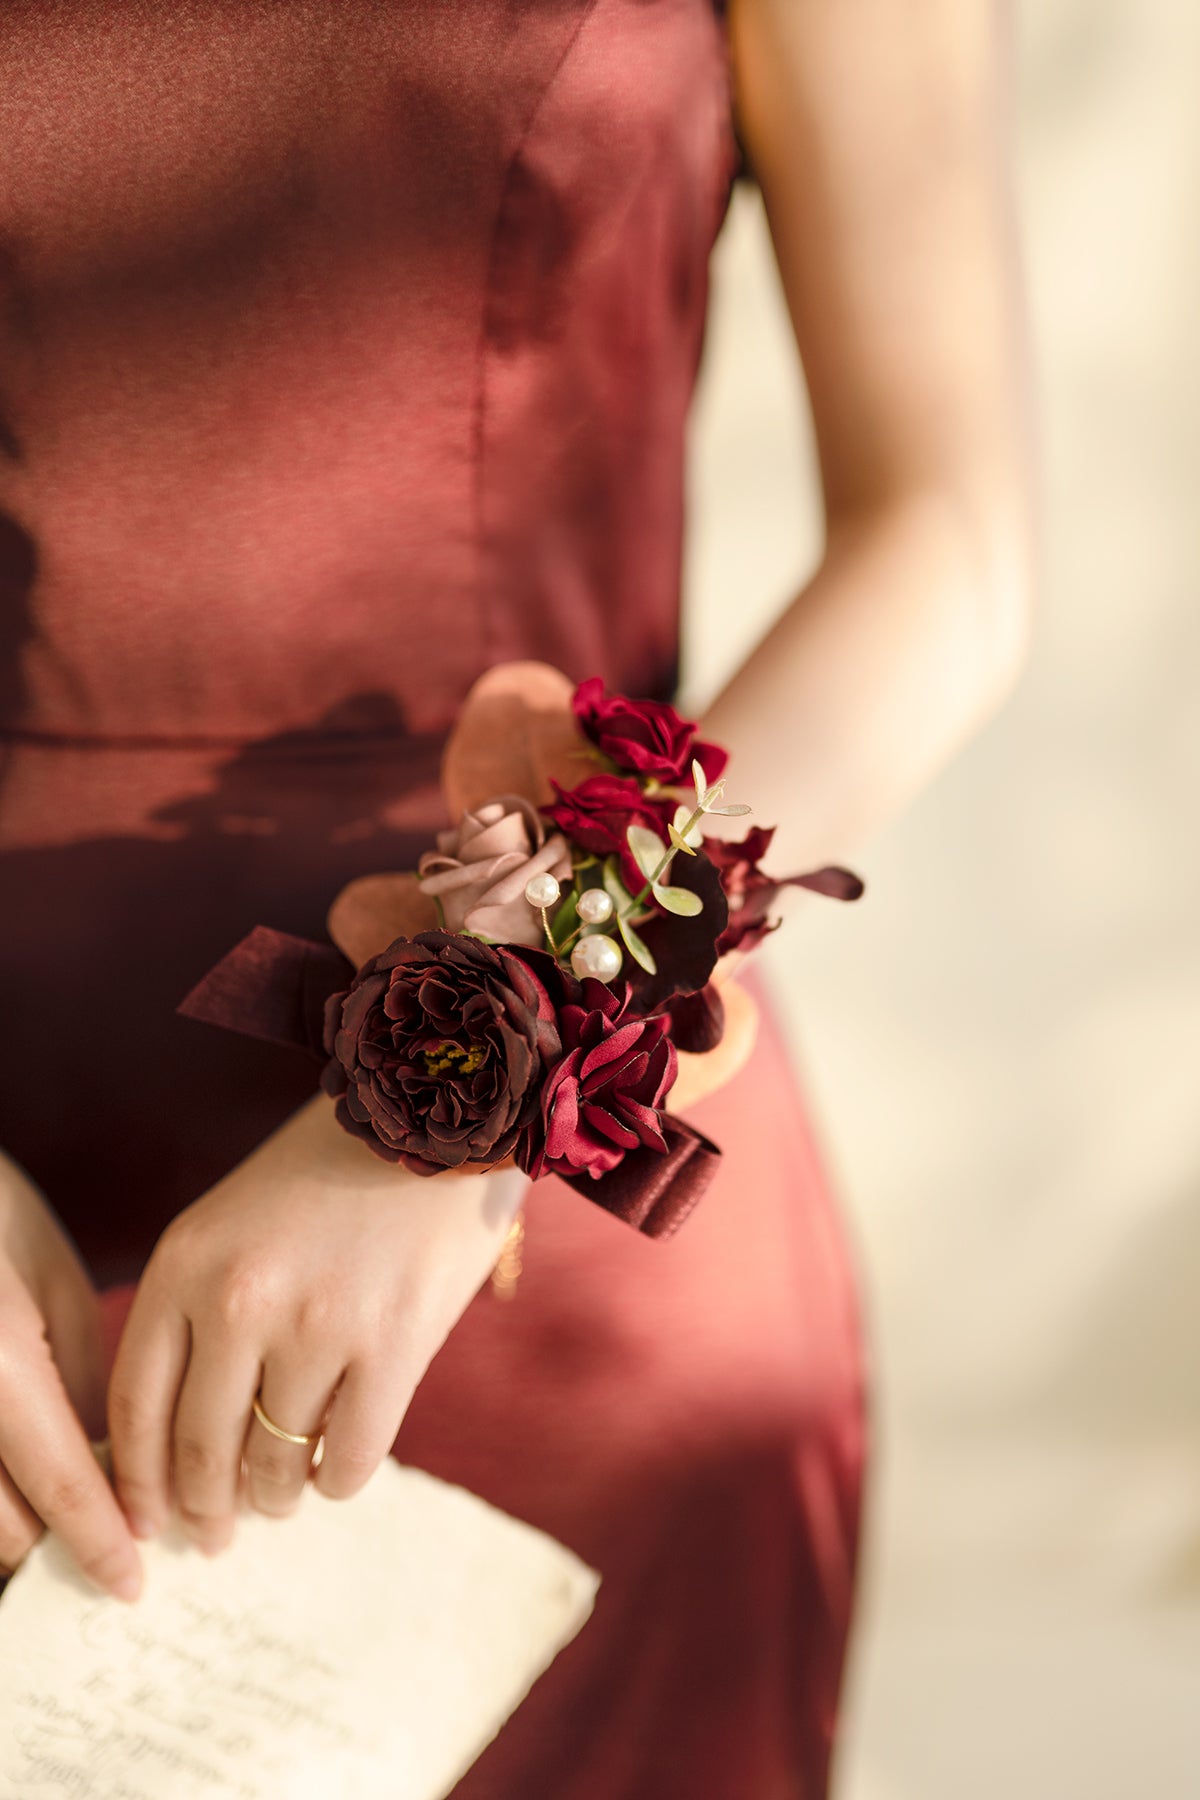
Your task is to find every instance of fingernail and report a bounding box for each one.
[128,1514,160,1541]
[110,1566,143,1604]
[192,1523,234,1557]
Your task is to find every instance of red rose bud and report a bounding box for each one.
[322,931,561,1174]
[519,982,678,1182]
[542,773,674,897]
[572,676,728,786]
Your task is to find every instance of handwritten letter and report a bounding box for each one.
[0,1459,598,1799]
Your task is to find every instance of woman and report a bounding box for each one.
[0,1,1034,1793]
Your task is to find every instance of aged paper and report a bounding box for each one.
[0,1457,598,1799]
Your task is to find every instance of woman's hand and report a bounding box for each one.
[107,1094,525,1555]
[0,1151,143,1600]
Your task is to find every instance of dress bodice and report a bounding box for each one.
[0,0,738,760]
[0,0,740,1270]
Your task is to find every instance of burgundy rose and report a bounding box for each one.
[519,981,678,1181]
[705,827,866,953]
[572,677,728,786]
[542,773,673,897]
[321,930,561,1174]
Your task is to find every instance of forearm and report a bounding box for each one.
[698,483,1035,872]
[712,0,1038,873]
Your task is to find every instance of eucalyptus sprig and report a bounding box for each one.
[689,757,753,821]
[614,759,751,974]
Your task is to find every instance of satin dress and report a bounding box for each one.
[0,3,868,1793]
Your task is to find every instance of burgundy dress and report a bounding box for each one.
[0,3,867,1794]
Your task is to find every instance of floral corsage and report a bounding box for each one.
[181,664,864,1240]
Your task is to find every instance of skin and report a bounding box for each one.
[1,0,1037,1587]
[0,1152,142,1599]
[705,0,1038,869]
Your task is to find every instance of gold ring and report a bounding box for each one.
[252,1393,321,1447]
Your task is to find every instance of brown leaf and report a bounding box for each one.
[326,873,439,968]
[442,662,586,817]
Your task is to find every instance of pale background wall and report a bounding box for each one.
[681,3,1200,1795]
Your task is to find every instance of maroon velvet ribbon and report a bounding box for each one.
[559,1117,720,1240]
[179,927,718,1239]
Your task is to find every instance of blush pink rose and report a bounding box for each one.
[417,795,572,948]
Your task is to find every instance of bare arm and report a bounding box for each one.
[701,0,1039,868]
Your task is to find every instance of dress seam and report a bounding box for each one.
[471,0,603,670]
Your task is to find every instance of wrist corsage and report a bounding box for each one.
[181,664,864,1240]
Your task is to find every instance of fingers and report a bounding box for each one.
[41,1267,109,1444]
[171,1333,262,1553]
[107,1283,189,1540]
[313,1354,413,1503]
[244,1356,341,1519]
[0,1459,42,1578]
[0,1289,143,1602]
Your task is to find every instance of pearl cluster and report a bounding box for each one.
[523,874,622,983]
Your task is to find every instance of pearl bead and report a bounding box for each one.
[571,934,623,983]
[524,871,561,909]
[576,887,614,925]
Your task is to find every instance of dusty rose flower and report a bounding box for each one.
[572,676,729,786]
[321,931,561,1174]
[519,981,677,1181]
[417,795,571,948]
[542,773,673,896]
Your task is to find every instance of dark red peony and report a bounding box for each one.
[519,981,678,1181]
[322,930,561,1174]
[542,773,674,897]
[572,677,728,786]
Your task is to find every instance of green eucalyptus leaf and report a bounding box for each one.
[691,757,709,806]
[551,890,579,945]
[626,823,666,882]
[707,802,752,816]
[617,912,657,974]
[667,822,698,856]
[603,855,635,910]
[651,883,704,918]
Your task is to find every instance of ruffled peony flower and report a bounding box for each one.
[541,773,673,897]
[519,981,678,1181]
[416,795,571,948]
[321,931,561,1174]
[572,676,729,786]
